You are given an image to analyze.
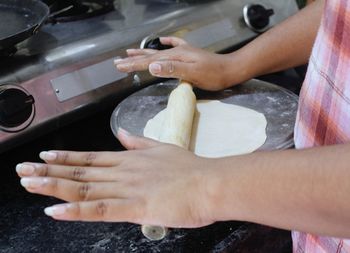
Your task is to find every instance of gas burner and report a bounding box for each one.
[42,0,114,23]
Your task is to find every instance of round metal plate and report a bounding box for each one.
[110,79,299,151]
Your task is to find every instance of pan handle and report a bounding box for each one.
[34,3,50,33]
[33,25,41,35]
[48,5,74,21]
[33,14,49,35]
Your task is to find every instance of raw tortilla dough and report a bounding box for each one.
[144,100,267,158]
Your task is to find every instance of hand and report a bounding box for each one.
[16,129,215,228]
[114,37,242,91]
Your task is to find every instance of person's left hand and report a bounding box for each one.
[16,129,215,228]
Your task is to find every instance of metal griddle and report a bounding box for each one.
[110,79,299,151]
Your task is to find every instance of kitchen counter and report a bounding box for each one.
[0,197,292,253]
[0,105,293,253]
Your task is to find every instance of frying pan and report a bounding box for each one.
[0,0,49,50]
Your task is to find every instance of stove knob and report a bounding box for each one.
[243,4,274,33]
[140,36,173,50]
[0,86,35,132]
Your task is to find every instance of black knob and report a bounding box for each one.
[243,4,274,33]
[0,87,35,132]
[140,37,173,50]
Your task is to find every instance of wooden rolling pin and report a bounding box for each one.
[141,81,196,240]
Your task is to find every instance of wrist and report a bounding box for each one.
[221,51,255,88]
[200,157,247,223]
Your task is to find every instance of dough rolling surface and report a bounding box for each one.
[144,100,267,158]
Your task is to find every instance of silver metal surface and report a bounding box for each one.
[184,18,237,49]
[111,79,299,151]
[0,0,298,84]
[51,58,127,102]
[0,0,299,151]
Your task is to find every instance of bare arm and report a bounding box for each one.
[206,143,350,238]
[115,0,324,90]
[229,0,324,85]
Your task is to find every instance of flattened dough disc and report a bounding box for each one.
[110,79,298,152]
[144,100,267,157]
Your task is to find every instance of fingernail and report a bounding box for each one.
[44,204,68,216]
[118,128,130,137]
[126,49,136,53]
[16,164,35,175]
[113,58,123,65]
[116,63,131,71]
[149,63,162,75]
[20,177,47,188]
[39,151,57,161]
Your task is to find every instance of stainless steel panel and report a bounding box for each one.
[51,58,127,102]
[185,18,237,48]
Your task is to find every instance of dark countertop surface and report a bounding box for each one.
[0,87,295,252]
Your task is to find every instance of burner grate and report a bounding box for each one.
[42,0,114,23]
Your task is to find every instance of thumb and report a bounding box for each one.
[117,128,160,150]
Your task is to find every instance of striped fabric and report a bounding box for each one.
[293,0,350,252]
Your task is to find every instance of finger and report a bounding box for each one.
[115,51,181,73]
[16,163,114,182]
[43,199,141,223]
[20,177,131,202]
[148,60,193,79]
[114,54,151,71]
[117,128,160,150]
[159,37,187,47]
[115,57,149,72]
[114,54,156,66]
[39,150,119,166]
[126,48,158,56]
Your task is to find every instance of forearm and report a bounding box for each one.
[224,0,324,87]
[205,143,350,238]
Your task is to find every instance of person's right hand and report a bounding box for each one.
[114,37,244,91]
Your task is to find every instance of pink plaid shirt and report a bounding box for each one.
[293,0,350,252]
